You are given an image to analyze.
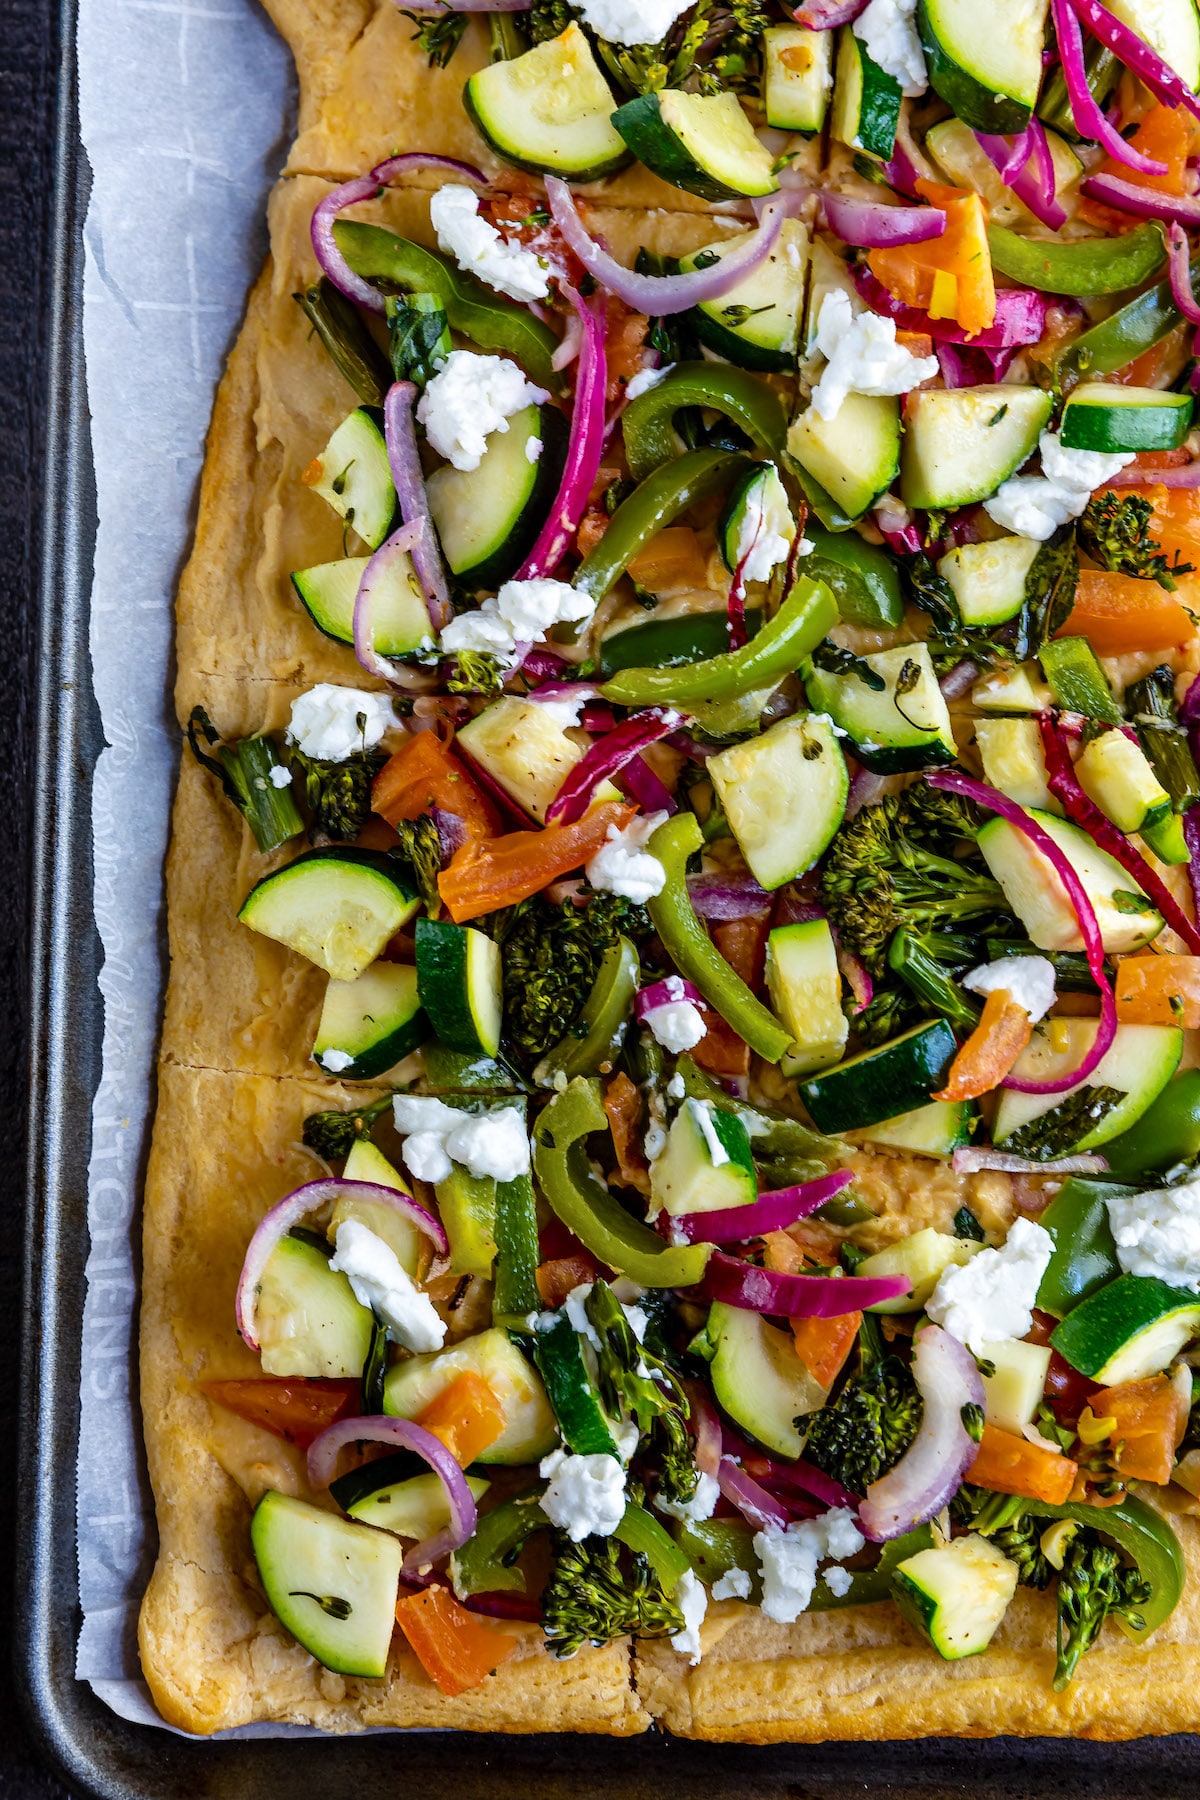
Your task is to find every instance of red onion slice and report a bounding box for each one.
[978,121,1067,229]
[1067,0,1200,121]
[938,658,979,700]
[684,1380,723,1479]
[1081,173,1199,222]
[673,1169,855,1244]
[384,381,451,634]
[312,154,488,312]
[1105,460,1200,487]
[545,707,680,824]
[545,176,788,317]
[236,1178,447,1351]
[854,267,1049,347]
[952,1147,1108,1174]
[307,1414,478,1578]
[744,1450,862,1511]
[835,934,874,1012]
[620,753,678,816]
[513,280,606,584]
[635,975,705,1017]
[1051,0,1168,174]
[974,127,1033,184]
[701,1250,909,1316]
[353,517,437,691]
[685,874,772,920]
[717,1455,790,1530]
[859,1325,984,1542]
[822,190,946,248]
[1185,807,1200,927]
[792,0,868,23]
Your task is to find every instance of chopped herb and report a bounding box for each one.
[953,1205,986,1242]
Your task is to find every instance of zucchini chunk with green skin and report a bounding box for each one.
[456,694,620,824]
[992,1020,1183,1153]
[787,391,900,522]
[700,1301,827,1458]
[427,404,567,591]
[313,961,427,1081]
[305,408,395,551]
[972,661,1054,714]
[830,26,900,160]
[918,0,1048,132]
[611,90,779,202]
[680,220,809,373]
[766,918,848,1078]
[975,717,1059,813]
[1038,636,1121,725]
[709,713,849,891]
[383,1326,557,1464]
[938,535,1041,627]
[1074,728,1176,845]
[256,1232,374,1378]
[1107,0,1200,88]
[1060,383,1193,455]
[344,1469,491,1540]
[857,1227,980,1315]
[857,1097,976,1160]
[977,808,1164,955]
[798,1020,958,1134]
[415,915,503,1058]
[718,463,794,577]
[1052,1273,1200,1383]
[651,1096,757,1217]
[892,1533,1019,1660]
[805,641,956,775]
[239,849,421,982]
[334,1140,423,1276]
[464,24,630,181]
[762,25,833,132]
[252,1492,404,1677]
[291,554,434,658]
[900,385,1053,511]
[981,1338,1052,1434]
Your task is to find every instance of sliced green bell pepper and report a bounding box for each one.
[451,1491,548,1596]
[532,1078,713,1287]
[674,1518,934,1608]
[435,1166,498,1278]
[334,220,561,390]
[532,1315,619,1457]
[575,449,750,604]
[615,1501,691,1593]
[492,1173,541,1328]
[534,937,640,1086]
[1104,1069,1200,1182]
[646,814,792,1063]
[597,608,763,678]
[1035,1176,1129,1319]
[600,574,837,708]
[1057,252,1200,383]
[803,525,904,630]
[987,222,1165,298]
[621,362,787,484]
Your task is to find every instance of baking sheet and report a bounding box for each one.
[73,0,293,1729]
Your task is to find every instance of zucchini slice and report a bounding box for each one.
[857,1227,980,1313]
[1051,1273,1200,1383]
[680,219,809,373]
[239,848,421,982]
[918,0,1048,132]
[709,712,849,891]
[256,1232,374,1378]
[787,391,901,521]
[383,1326,557,1464]
[892,1533,1018,1660]
[926,115,1081,229]
[718,462,794,577]
[650,1097,757,1217]
[313,960,427,1080]
[830,26,901,161]
[291,554,434,658]
[899,384,1052,511]
[306,407,395,550]
[1107,0,1200,89]
[251,1492,404,1677]
[427,403,567,591]
[1074,728,1175,842]
[703,1301,827,1457]
[977,807,1164,955]
[464,24,630,181]
[1060,383,1193,455]
[415,916,503,1058]
[766,917,849,1078]
[798,1020,958,1133]
[992,1020,1183,1152]
[762,24,834,132]
[974,717,1058,813]
[858,1098,976,1160]
[335,1139,424,1276]
[611,89,779,201]
[805,640,956,775]
[456,693,619,824]
[938,535,1041,627]
[342,1466,491,1539]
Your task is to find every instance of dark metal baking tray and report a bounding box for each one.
[13,0,1200,1790]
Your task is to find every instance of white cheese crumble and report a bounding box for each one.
[610,1416,641,1464]
[711,1566,752,1601]
[286,683,397,761]
[268,764,293,789]
[539,1447,627,1540]
[963,955,1057,1024]
[329,1219,445,1352]
[586,809,668,902]
[823,1565,854,1598]
[391,1094,531,1185]
[656,1470,720,1523]
[440,576,596,669]
[625,362,674,400]
[811,290,938,422]
[670,1568,708,1664]
[925,1216,1054,1355]
[318,1047,355,1074]
[643,976,707,1054]
[853,0,927,96]
[666,1073,686,1100]
[430,184,550,305]
[1106,1177,1200,1291]
[417,349,549,472]
[576,0,690,46]
[734,467,793,585]
[983,430,1135,540]
[753,1508,865,1623]
[525,436,543,464]
[564,1281,602,1348]
[691,1098,730,1167]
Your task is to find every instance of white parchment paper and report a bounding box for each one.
[74,0,294,1730]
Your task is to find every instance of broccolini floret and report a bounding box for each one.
[500,893,651,1060]
[445,649,507,697]
[585,1281,698,1504]
[1079,492,1194,592]
[288,745,385,842]
[390,813,444,912]
[541,1535,684,1658]
[1054,1529,1151,1690]
[803,1318,922,1495]
[302,1094,393,1161]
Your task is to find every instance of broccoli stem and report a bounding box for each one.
[186,707,303,855]
[887,928,980,1032]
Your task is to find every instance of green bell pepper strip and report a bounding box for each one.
[621,362,788,484]
[1039,638,1122,725]
[1056,252,1200,382]
[645,814,792,1063]
[1103,1069,1200,1182]
[601,575,838,708]
[533,1078,713,1287]
[804,525,904,630]
[450,1491,549,1596]
[574,449,751,604]
[334,220,562,391]
[435,1166,498,1278]
[788,459,859,534]
[1035,1176,1129,1319]
[614,1501,691,1593]
[492,1173,541,1328]
[986,222,1165,297]
[532,1316,620,1457]
[597,608,763,678]
[534,937,640,1086]
[673,1519,934,1608]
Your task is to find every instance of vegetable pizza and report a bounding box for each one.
[141,0,1200,1740]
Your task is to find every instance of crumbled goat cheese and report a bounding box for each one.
[853,0,927,95]
[711,1566,752,1601]
[269,764,293,789]
[576,0,690,45]
[329,1219,446,1352]
[564,1281,602,1348]
[525,437,543,464]
[643,999,706,1054]
[586,810,668,902]
[984,430,1135,540]
[666,1073,686,1100]
[318,1048,355,1074]
[754,1509,865,1623]
[392,1095,531,1184]
[823,1565,854,1598]
[656,1471,720,1524]
[625,362,674,400]
[811,290,938,421]
[963,955,1057,1024]
[1106,1177,1200,1291]
[440,577,595,669]
[670,1569,708,1664]
[539,1448,627,1540]
[430,184,550,305]
[734,468,793,584]
[286,683,397,761]
[417,350,549,472]
[610,1417,641,1464]
[926,1216,1054,1354]
[691,1098,729,1167]
[438,608,522,668]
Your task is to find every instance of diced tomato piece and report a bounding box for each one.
[604,1070,651,1195]
[1081,1374,1188,1485]
[372,730,499,841]
[535,1255,599,1307]
[395,1584,518,1696]
[200,1377,360,1449]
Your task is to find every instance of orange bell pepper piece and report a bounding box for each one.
[868,180,995,336]
[604,1070,651,1195]
[395,1584,518,1696]
[535,1253,599,1307]
[1115,954,1200,1028]
[967,1422,1079,1505]
[1079,1375,1188,1485]
[437,803,635,922]
[1058,568,1193,655]
[372,730,500,841]
[200,1377,360,1449]
[415,1371,506,1467]
[1080,105,1193,232]
[933,989,1033,1103]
